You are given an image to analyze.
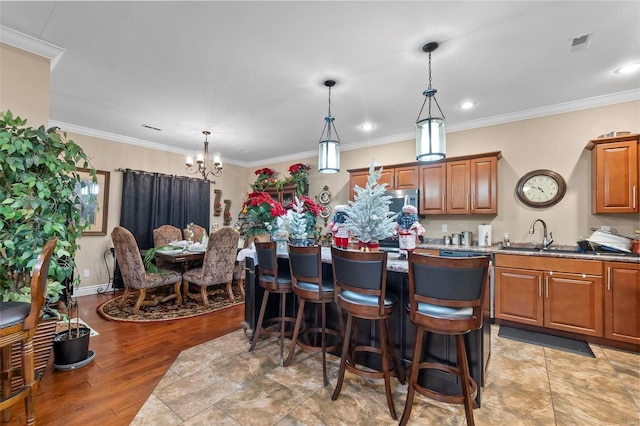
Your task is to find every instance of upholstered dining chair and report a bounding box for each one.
[0,238,56,425]
[330,247,404,420]
[182,227,240,305]
[183,224,207,243]
[284,244,342,386]
[153,224,182,247]
[400,253,490,426]
[111,226,183,314]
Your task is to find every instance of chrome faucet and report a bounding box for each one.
[529,219,553,248]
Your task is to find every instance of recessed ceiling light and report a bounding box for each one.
[460,101,475,110]
[615,62,640,74]
[360,123,374,131]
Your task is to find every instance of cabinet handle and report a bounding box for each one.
[538,276,542,298]
[442,195,445,210]
[633,186,637,209]
[471,192,474,210]
[466,193,470,210]
[607,266,611,291]
[545,276,549,298]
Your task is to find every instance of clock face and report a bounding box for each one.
[516,169,566,208]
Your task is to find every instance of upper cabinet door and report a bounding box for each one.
[447,160,471,214]
[394,166,419,190]
[591,138,639,214]
[419,163,446,214]
[470,156,498,214]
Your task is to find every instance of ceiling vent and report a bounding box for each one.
[141,124,161,131]
[570,32,592,52]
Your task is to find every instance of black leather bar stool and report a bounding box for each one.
[283,245,342,386]
[248,242,295,365]
[330,247,404,420]
[400,253,490,426]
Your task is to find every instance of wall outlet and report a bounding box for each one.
[600,225,611,232]
[83,269,90,278]
[442,224,448,232]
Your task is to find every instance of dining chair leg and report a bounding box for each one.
[456,334,476,426]
[400,327,425,426]
[225,281,234,302]
[119,286,131,308]
[238,278,245,298]
[284,297,305,367]
[21,339,36,426]
[379,318,397,420]
[132,289,147,314]
[200,285,210,307]
[332,313,353,401]
[174,281,182,305]
[249,290,270,352]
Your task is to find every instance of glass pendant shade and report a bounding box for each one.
[318,139,340,173]
[416,116,446,162]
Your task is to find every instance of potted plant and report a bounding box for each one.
[343,163,396,251]
[282,196,322,245]
[0,110,96,370]
[239,191,287,240]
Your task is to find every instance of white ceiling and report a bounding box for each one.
[1,1,639,167]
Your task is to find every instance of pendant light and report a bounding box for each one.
[416,42,446,162]
[318,80,341,173]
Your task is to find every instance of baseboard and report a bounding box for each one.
[74,283,118,297]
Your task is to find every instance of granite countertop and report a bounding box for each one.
[416,243,640,263]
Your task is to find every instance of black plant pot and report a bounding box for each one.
[53,325,91,366]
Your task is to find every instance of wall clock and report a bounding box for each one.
[515,169,567,208]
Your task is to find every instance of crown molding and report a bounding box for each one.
[0,25,65,70]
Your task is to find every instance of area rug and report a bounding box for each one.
[97,287,244,323]
[498,326,595,358]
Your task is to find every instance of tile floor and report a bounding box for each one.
[132,326,640,425]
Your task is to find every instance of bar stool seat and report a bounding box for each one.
[248,242,295,365]
[284,245,342,386]
[330,247,404,420]
[400,253,490,426]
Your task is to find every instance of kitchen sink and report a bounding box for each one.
[499,246,638,257]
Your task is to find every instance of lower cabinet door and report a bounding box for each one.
[495,267,543,326]
[604,262,640,345]
[544,272,603,337]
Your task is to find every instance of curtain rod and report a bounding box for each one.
[116,168,213,183]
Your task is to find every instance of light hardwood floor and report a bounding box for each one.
[3,292,245,426]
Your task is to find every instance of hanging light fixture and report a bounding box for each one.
[186,130,222,181]
[318,79,341,173]
[416,42,446,162]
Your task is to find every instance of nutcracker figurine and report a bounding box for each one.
[329,205,350,249]
[396,205,425,259]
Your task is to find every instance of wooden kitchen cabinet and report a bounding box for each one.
[494,254,603,337]
[349,165,417,200]
[586,134,639,214]
[447,156,498,214]
[419,162,446,214]
[604,261,640,345]
[266,184,299,206]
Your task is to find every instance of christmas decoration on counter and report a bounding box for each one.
[329,205,350,249]
[283,196,323,244]
[343,163,395,251]
[240,191,287,239]
[395,205,425,259]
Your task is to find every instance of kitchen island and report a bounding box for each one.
[243,248,491,406]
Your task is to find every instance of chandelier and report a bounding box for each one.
[186,130,222,180]
[317,79,341,173]
[416,42,446,162]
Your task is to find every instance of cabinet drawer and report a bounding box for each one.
[494,254,602,275]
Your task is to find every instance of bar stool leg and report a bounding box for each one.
[332,314,353,401]
[249,289,270,352]
[378,318,397,420]
[400,328,425,426]
[456,334,475,426]
[279,292,286,366]
[384,316,405,384]
[321,302,328,386]
[284,297,305,367]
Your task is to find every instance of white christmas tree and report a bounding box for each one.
[285,196,308,240]
[344,163,395,243]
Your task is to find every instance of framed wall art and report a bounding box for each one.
[77,168,110,236]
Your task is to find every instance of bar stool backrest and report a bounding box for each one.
[255,242,280,290]
[288,245,325,300]
[331,247,388,316]
[407,253,490,333]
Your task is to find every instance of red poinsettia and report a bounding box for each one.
[242,191,287,232]
[254,167,276,177]
[288,163,310,175]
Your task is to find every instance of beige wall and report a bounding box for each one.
[0,43,50,125]
[2,42,639,291]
